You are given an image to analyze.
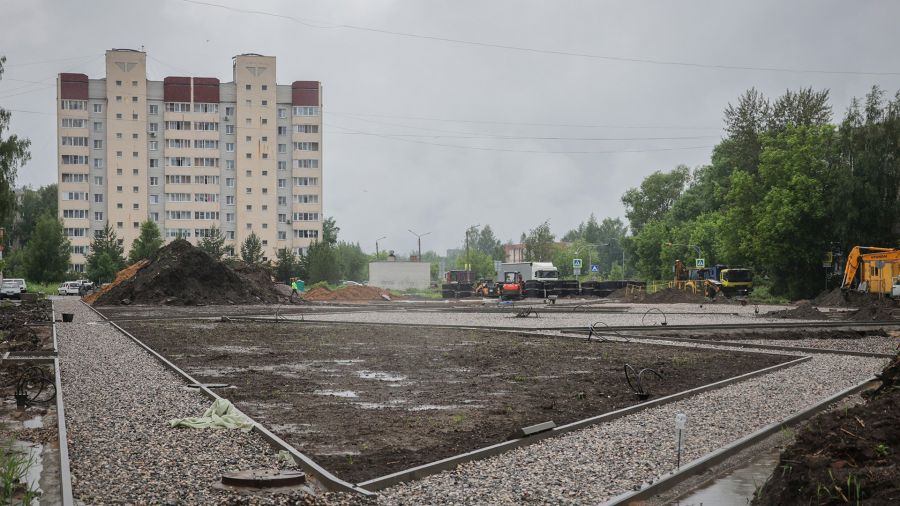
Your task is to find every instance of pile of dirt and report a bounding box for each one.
[641,287,709,303]
[92,240,281,306]
[813,287,852,307]
[752,354,900,506]
[82,259,149,304]
[765,300,830,320]
[301,284,395,302]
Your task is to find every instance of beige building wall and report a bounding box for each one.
[105,49,149,251]
[58,50,323,271]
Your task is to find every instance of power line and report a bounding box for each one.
[328,111,721,138]
[327,123,715,155]
[2,54,98,68]
[327,111,721,131]
[178,0,900,76]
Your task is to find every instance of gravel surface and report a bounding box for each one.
[378,351,887,505]
[54,297,365,505]
[291,303,804,329]
[720,336,899,355]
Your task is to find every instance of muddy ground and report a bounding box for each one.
[753,354,900,506]
[118,320,791,483]
[670,329,891,341]
[0,300,54,353]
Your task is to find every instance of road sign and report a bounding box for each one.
[590,264,600,273]
[695,258,705,268]
[574,267,581,276]
[573,258,583,268]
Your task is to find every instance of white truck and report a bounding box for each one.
[496,262,560,282]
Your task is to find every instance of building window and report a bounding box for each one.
[116,80,122,86]
[149,104,159,115]
[132,113,138,120]
[132,133,138,139]
[294,124,320,134]
[226,160,235,169]
[226,213,234,222]
[93,122,103,132]
[227,231,235,240]
[116,186,123,192]
[149,141,158,151]
[292,106,320,116]
[278,108,287,119]
[149,122,159,132]
[225,125,235,134]
[93,139,103,149]
[277,144,286,153]
[245,84,251,90]
[94,176,103,185]
[150,194,159,204]
[132,80,138,86]
[245,118,251,126]
[245,187,252,194]
[132,96,138,102]
[132,169,139,176]
[225,177,234,187]
[149,176,159,186]
[132,151,139,158]
[61,155,89,165]
[116,113,123,119]
[226,142,235,152]
[193,103,218,113]
[94,212,104,221]
[93,158,103,168]
[116,168,123,175]
[225,195,235,205]
[133,203,139,209]
[293,159,319,169]
[277,179,286,188]
[246,136,252,142]
[277,126,287,135]
[277,196,287,206]
[116,133,122,139]
[261,100,268,107]
[94,194,103,203]
[278,231,287,241]
[61,118,86,128]
[293,142,319,152]
[116,96,122,102]
[117,203,123,209]
[132,186,139,193]
[150,159,159,168]
[165,102,191,112]
[61,100,87,110]
[93,103,103,113]
[245,153,251,159]
[225,106,234,116]
[261,118,267,125]
[277,161,286,170]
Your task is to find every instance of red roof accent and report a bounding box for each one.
[192,77,220,103]
[59,73,89,100]
[164,76,191,102]
[292,81,320,106]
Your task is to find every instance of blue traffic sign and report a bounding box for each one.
[590,264,600,273]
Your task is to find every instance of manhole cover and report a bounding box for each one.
[221,469,306,488]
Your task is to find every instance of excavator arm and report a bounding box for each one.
[842,246,896,289]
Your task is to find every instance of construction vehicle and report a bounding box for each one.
[472,279,498,297]
[497,262,559,283]
[674,261,753,298]
[441,270,476,298]
[841,246,900,296]
[498,271,525,300]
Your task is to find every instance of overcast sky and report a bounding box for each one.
[3,0,899,254]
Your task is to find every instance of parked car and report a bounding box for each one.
[57,282,82,296]
[75,279,94,293]
[1,280,21,299]
[7,278,26,293]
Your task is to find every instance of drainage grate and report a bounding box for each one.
[221,469,307,488]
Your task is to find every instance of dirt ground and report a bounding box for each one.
[118,320,791,483]
[0,300,54,353]
[753,354,900,506]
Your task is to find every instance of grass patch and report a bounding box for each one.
[0,441,38,505]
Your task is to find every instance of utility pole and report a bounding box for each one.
[408,229,431,262]
[375,236,386,257]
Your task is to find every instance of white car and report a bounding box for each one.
[57,282,82,296]
[0,280,20,299]
[7,278,26,293]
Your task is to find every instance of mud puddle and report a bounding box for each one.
[675,448,779,505]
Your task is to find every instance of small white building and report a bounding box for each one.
[369,262,430,290]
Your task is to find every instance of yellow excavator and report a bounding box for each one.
[841,246,900,296]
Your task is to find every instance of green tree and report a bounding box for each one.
[474,225,505,259]
[621,166,690,233]
[86,222,126,283]
[523,221,556,261]
[306,240,340,284]
[454,248,495,279]
[5,184,56,249]
[322,217,339,246]
[0,56,32,231]
[198,225,226,260]
[128,220,164,263]
[274,247,300,284]
[23,213,69,282]
[336,241,368,281]
[240,232,264,265]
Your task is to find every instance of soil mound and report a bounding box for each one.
[642,287,709,303]
[0,299,51,329]
[765,301,830,320]
[92,240,280,306]
[82,259,149,304]
[752,354,900,506]
[302,284,394,302]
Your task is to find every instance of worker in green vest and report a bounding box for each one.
[290,278,305,301]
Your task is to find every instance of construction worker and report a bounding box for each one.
[290,278,305,301]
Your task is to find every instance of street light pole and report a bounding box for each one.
[376,236,386,257]
[408,229,431,261]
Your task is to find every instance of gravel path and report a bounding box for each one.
[292,303,805,329]
[54,297,361,505]
[720,336,899,355]
[377,351,887,505]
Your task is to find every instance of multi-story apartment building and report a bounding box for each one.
[57,49,323,272]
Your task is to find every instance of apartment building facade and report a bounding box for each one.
[57,49,323,272]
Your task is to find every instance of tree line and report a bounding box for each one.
[624,86,900,299]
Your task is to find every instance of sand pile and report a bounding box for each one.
[302,284,394,302]
[92,240,280,306]
[82,260,149,304]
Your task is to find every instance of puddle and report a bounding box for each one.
[314,390,358,398]
[206,345,267,354]
[332,359,365,366]
[675,448,780,506]
[23,416,43,429]
[10,441,43,499]
[357,370,408,382]
[408,404,460,411]
[353,399,407,410]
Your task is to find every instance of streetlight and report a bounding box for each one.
[408,229,431,261]
[465,224,480,271]
[375,236,387,257]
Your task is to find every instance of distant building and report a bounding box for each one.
[504,242,571,263]
[57,49,323,272]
